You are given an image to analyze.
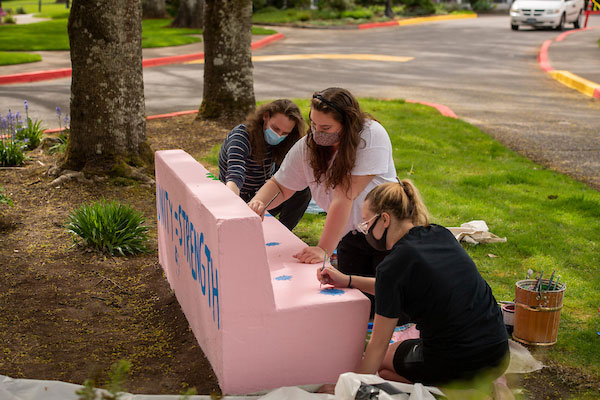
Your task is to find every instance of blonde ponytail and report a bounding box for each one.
[365,179,430,226]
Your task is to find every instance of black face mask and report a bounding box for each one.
[365,215,388,252]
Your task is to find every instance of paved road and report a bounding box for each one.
[1,15,599,188]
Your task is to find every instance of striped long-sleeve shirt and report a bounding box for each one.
[218,124,273,201]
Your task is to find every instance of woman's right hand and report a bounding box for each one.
[247,199,265,219]
[317,266,349,288]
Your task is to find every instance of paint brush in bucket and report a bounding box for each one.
[547,270,556,291]
[261,191,280,217]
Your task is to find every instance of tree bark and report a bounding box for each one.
[142,0,166,18]
[385,0,394,18]
[66,0,151,175]
[199,0,255,122]
[171,0,204,29]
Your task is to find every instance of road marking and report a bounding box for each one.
[187,54,413,64]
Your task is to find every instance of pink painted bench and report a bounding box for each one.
[155,149,370,395]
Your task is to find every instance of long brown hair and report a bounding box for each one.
[246,99,305,164]
[307,88,370,192]
[365,179,430,227]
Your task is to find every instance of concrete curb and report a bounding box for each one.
[0,33,286,86]
[358,13,477,29]
[539,26,600,99]
[406,100,458,118]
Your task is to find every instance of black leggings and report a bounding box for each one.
[393,339,510,386]
[242,187,311,231]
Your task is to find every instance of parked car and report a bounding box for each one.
[509,0,585,30]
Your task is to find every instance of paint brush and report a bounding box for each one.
[320,251,328,289]
[534,270,544,291]
[547,270,556,291]
[261,191,280,217]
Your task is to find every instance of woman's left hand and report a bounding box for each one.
[293,246,326,264]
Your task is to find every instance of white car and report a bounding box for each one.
[510,0,585,30]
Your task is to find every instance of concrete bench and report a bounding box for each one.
[155,149,370,395]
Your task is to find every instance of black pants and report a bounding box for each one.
[337,230,389,316]
[242,187,311,231]
[269,187,311,231]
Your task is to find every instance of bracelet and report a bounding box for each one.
[347,275,352,288]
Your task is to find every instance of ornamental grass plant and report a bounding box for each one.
[66,199,150,256]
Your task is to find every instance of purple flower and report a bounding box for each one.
[24,100,28,112]
[23,138,29,143]
[56,106,61,117]
[64,114,70,127]
[1,117,7,130]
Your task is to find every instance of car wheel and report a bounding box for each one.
[555,13,565,31]
[573,10,582,29]
[511,24,519,30]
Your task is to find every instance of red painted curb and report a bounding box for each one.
[358,20,398,30]
[538,39,554,72]
[146,110,198,120]
[406,100,458,118]
[143,53,204,68]
[594,88,600,99]
[251,33,285,50]
[0,33,285,85]
[0,68,72,85]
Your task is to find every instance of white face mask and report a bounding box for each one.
[311,127,340,146]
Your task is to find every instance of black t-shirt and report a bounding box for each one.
[375,224,507,363]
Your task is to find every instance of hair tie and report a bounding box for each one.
[313,94,345,121]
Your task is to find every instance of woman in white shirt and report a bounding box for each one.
[248,88,396,282]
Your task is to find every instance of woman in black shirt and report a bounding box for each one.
[318,179,508,386]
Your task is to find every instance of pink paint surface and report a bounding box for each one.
[155,150,370,394]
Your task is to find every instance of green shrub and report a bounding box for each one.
[3,15,16,24]
[16,118,44,150]
[341,7,374,19]
[66,199,150,256]
[16,6,27,14]
[48,130,68,154]
[297,10,312,21]
[471,0,494,12]
[76,360,131,400]
[0,139,26,166]
[400,0,435,15]
[0,186,13,207]
[320,0,355,11]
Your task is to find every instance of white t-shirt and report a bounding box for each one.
[274,120,397,237]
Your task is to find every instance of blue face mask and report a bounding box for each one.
[264,127,287,146]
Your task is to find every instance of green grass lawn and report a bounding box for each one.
[0,14,276,65]
[0,51,41,65]
[2,0,70,19]
[204,99,600,390]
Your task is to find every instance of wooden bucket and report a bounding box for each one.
[513,279,566,346]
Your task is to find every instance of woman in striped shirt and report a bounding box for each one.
[218,99,311,230]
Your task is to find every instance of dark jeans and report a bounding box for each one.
[242,187,311,231]
[337,230,389,317]
[269,187,311,231]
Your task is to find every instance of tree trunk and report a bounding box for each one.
[66,0,150,175]
[142,0,166,18]
[385,0,394,18]
[171,0,204,29]
[199,0,255,122]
